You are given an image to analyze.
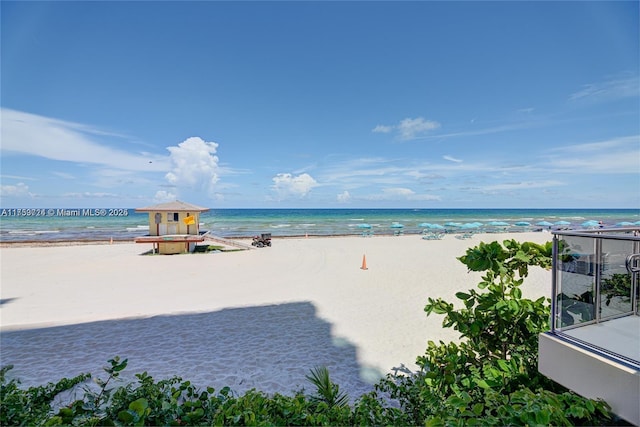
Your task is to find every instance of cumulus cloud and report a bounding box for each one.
[154,190,177,203]
[337,190,351,203]
[272,173,318,199]
[372,117,440,140]
[0,182,31,197]
[0,108,169,171]
[165,137,220,197]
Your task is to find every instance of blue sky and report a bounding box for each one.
[1,1,638,209]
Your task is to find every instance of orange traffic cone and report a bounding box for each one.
[361,254,368,270]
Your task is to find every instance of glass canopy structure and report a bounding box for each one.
[538,227,639,425]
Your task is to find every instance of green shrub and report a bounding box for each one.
[377,239,614,426]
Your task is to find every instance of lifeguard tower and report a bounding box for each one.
[134,200,209,254]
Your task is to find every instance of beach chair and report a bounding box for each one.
[455,232,474,240]
[394,229,404,236]
[422,232,444,240]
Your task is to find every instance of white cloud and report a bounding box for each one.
[569,74,639,102]
[372,117,441,140]
[0,174,37,181]
[337,190,351,203]
[372,125,393,133]
[397,117,441,140]
[481,180,565,191]
[164,137,220,197]
[154,190,177,203]
[443,155,462,163]
[272,173,318,199]
[546,135,640,174]
[366,187,440,201]
[61,192,119,199]
[52,171,76,179]
[0,108,170,171]
[0,182,31,197]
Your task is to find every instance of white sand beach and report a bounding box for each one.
[0,232,553,399]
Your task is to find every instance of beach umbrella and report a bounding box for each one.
[581,220,600,228]
[390,223,404,228]
[444,222,462,227]
[536,221,554,227]
[460,222,480,229]
[488,221,510,226]
[514,221,530,227]
[418,223,432,228]
[634,221,640,225]
[554,220,571,225]
[426,223,445,230]
[616,221,634,226]
[357,223,372,229]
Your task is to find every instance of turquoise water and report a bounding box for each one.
[0,208,638,242]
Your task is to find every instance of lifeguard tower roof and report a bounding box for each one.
[135,200,209,213]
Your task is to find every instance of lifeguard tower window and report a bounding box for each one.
[168,212,179,222]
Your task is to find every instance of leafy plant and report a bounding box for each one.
[305,366,349,409]
[602,273,634,305]
[0,364,90,426]
[558,290,595,326]
[378,239,614,426]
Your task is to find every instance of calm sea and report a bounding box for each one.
[0,208,638,242]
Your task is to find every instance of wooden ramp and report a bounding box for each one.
[202,232,255,250]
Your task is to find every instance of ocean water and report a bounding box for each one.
[0,208,638,242]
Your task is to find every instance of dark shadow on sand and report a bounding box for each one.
[0,302,381,399]
[0,298,18,306]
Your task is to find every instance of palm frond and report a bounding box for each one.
[305,366,349,408]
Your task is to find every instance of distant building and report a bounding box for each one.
[134,200,209,254]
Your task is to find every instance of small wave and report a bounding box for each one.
[300,223,316,227]
[270,224,292,228]
[9,230,59,234]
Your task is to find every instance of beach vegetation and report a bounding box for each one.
[0,240,621,426]
[376,239,615,426]
[0,365,90,426]
[305,366,349,409]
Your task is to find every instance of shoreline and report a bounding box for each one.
[0,229,552,247]
[1,232,553,399]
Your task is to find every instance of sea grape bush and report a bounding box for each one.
[377,239,613,426]
[1,240,616,426]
